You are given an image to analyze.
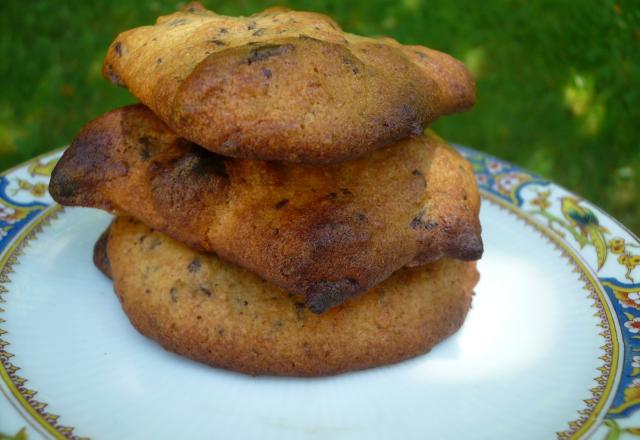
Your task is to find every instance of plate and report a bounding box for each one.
[1,147,639,440]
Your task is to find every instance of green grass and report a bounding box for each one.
[1,0,639,232]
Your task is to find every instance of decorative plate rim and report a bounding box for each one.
[0,147,638,440]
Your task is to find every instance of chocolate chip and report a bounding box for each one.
[219,27,228,33]
[410,210,439,230]
[199,286,212,297]
[247,44,293,64]
[104,64,125,87]
[252,28,265,36]
[262,67,272,79]
[274,198,289,209]
[412,169,423,177]
[210,39,226,46]
[169,287,178,303]
[247,21,257,30]
[306,279,360,314]
[187,259,201,273]
[410,210,426,229]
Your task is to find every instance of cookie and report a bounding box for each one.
[102,3,475,164]
[100,217,478,376]
[50,105,483,313]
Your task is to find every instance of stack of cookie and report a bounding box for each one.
[50,3,483,376]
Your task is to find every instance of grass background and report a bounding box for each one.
[1,0,638,233]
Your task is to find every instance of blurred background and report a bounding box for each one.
[1,0,638,232]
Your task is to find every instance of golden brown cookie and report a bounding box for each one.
[50,105,482,313]
[100,217,478,376]
[102,3,475,164]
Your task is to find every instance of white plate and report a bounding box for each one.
[1,147,639,440]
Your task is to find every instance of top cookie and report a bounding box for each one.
[103,3,475,164]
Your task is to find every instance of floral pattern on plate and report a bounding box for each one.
[460,146,640,437]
